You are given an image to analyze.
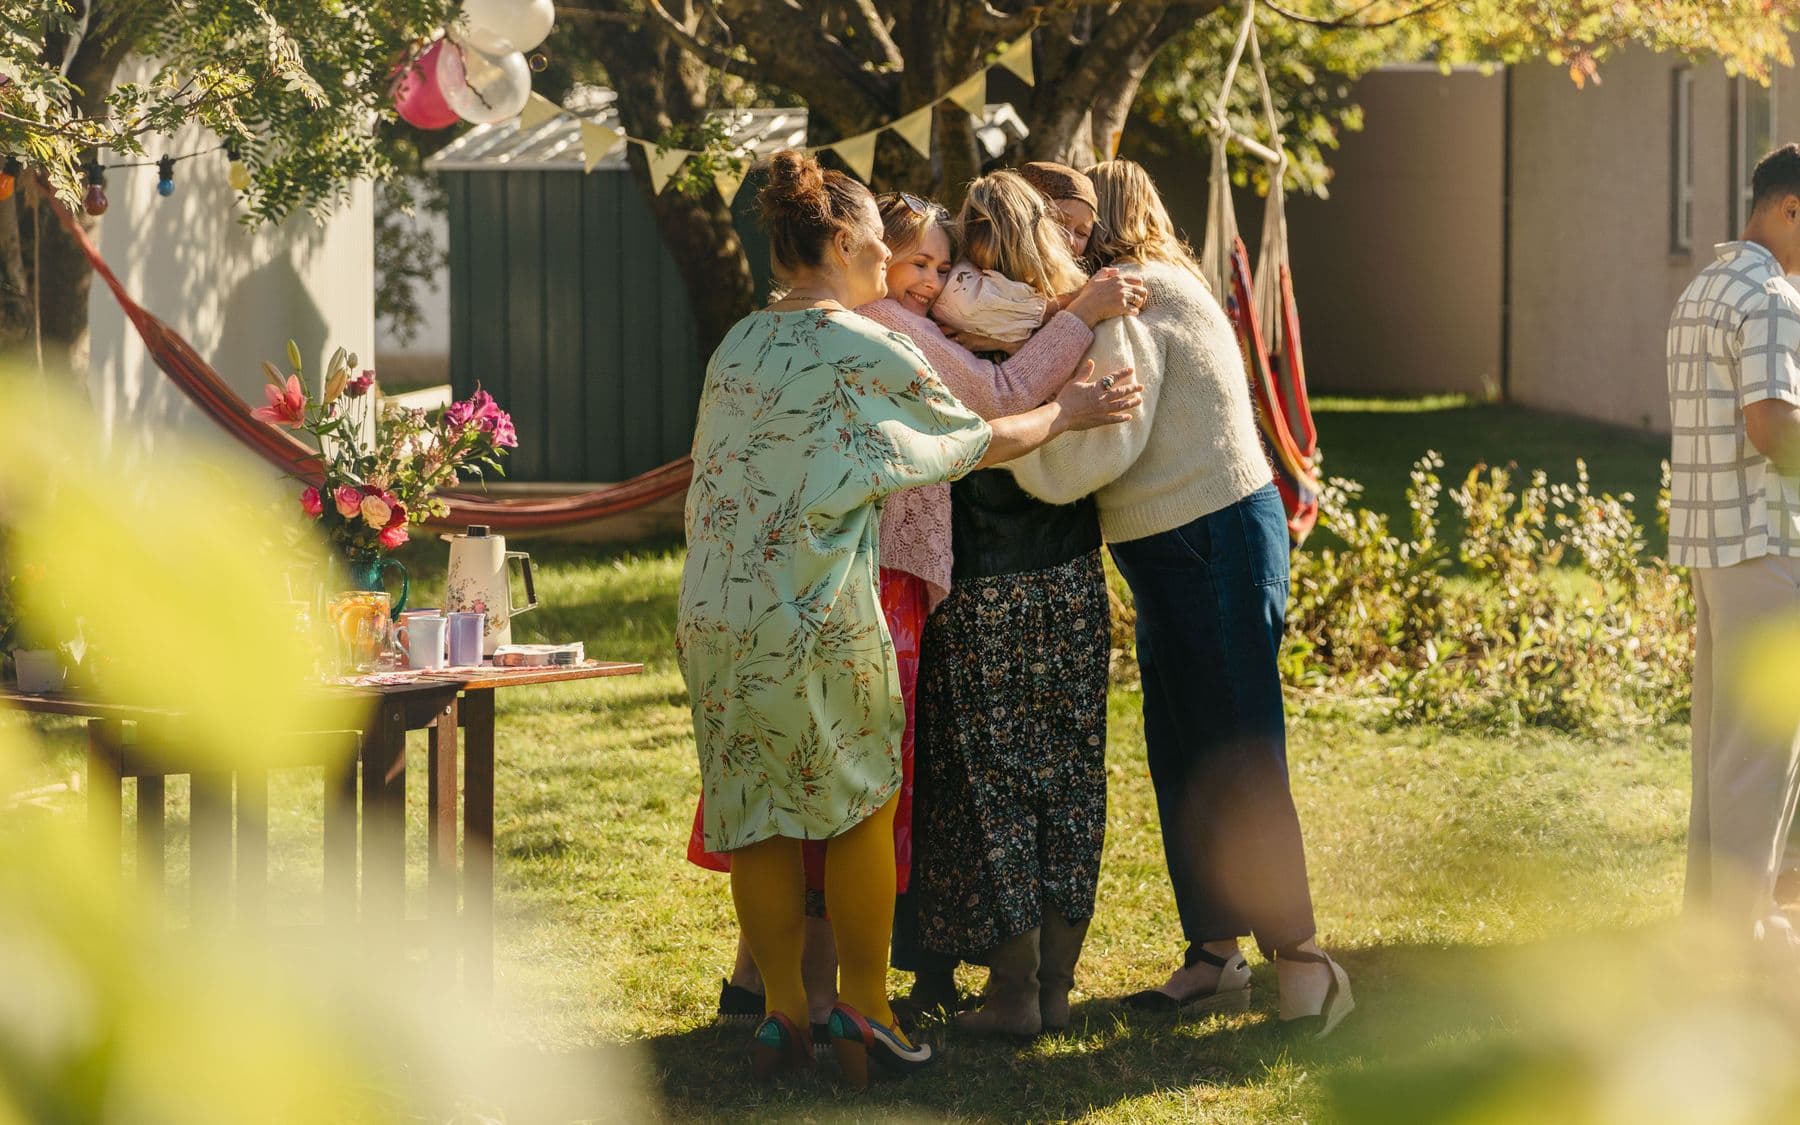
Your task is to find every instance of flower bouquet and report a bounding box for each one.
[253,341,516,557]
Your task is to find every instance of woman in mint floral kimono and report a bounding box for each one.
[676,151,1140,1087]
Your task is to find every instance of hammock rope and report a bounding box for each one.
[1198,0,1322,545]
[46,185,692,533]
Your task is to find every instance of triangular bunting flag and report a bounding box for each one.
[519,92,564,132]
[944,71,987,117]
[644,142,692,194]
[891,106,934,159]
[832,131,879,182]
[579,120,622,172]
[713,162,745,207]
[996,38,1035,86]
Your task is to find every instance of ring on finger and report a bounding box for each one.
[1100,375,1116,389]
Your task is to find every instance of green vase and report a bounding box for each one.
[344,551,409,618]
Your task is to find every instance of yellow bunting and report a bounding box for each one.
[944,71,987,117]
[713,162,745,207]
[644,142,692,194]
[832,132,879,182]
[995,38,1035,86]
[580,120,623,172]
[891,106,934,159]
[519,92,564,132]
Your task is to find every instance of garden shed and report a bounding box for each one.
[425,89,1028,485]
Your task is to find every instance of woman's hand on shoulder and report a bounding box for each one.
[1051,359,1143,432]
[1065,267,1150,328]
[945,327,1024,355]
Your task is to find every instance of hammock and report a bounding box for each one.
[1198,1,1322,545]
[46,187,693,533]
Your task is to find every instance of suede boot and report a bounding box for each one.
[955,927,1042,1038]
[1037,912,1090,1032]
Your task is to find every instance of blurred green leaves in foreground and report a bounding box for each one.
[0,372,642,1122]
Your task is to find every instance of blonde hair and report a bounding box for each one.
[876,192,959,260]
[955,170,1086,298]
[1085,159,1205,281]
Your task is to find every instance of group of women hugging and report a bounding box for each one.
[674,148,1354,1088]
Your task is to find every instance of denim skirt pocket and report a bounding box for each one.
[1238,485,1290,590]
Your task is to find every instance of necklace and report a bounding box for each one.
[770,288,846,312]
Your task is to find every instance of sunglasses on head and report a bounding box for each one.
[887,191,949,221]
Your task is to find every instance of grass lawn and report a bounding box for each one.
[11,400,1703,1122]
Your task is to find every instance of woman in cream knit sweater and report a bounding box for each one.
[1009,159,1354,1039]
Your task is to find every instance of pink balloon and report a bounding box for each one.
[394,40,459,130]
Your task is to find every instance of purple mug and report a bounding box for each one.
[446,611,485,667]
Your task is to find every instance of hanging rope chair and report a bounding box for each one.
[1198,1,1322,545]
[44,185,692,533]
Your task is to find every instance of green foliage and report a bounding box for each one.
[1275,456,1694,736]
[1,1,455,220]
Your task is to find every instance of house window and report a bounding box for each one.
[1733,73,1778,231]
[1672,66,1694,254]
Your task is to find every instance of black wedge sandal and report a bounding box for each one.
[1273,947,1355,1039]
[1123,946,1253,1014]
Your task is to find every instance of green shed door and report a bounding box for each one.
[446,168,773,484]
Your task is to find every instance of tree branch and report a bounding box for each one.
[552,6,640,23]
[1261,0,1453,30]
[713,0,894,119]
[641,0,758,77]
[845,0,904,70]
[967,3,1040,37]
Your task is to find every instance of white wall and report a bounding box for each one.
[373,201,450,389]
[85,61,374,467]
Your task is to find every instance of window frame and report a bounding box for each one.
[1732,73,1779,232]
[1671,66,1695,255]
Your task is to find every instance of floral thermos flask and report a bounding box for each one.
[443,525,538,656]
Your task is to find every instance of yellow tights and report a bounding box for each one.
[730,794,902,1034]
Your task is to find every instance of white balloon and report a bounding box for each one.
[435,42,532,125]
[454,0,555,54]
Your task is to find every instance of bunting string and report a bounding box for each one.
[515,36,1035,206]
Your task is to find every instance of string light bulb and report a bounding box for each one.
[0,157,18,202]
[83,163,108,216]
[156,155,176,198]
[226,145,251,192]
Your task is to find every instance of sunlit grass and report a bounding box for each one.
[18,532,1697,1122]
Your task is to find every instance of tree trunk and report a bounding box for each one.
[11,8,138,377]
[582,4,757,359]
[0,198,32,358]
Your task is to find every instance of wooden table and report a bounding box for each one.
[1,659,643,1004]
[355,662,643,1003]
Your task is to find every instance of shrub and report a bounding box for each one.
[1108,455,1695,737]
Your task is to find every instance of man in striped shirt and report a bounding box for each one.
[1667,143,1800,955]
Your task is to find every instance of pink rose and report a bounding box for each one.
[347,370,375,398]
[359,493,393,530]
[378,524,410,550]
[333,485,363,519]
[251,375,306,428]
[299,486,323,518]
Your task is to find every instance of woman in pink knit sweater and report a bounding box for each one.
[861,185,1142,1035]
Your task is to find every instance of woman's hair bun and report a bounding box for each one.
[760,149,830,227]
[757,149,872,277]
